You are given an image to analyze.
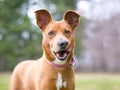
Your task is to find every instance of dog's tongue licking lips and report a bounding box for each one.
[55,51,69,60]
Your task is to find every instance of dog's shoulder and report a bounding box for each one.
[12,60,35,74]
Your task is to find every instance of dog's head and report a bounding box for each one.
[35,9,80,65]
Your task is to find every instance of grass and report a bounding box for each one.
[1,72,120,90]
[75,73,120,90]
[0,72,11,90]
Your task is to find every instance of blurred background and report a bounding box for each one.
[1,0,120,73]
[0,0,120,89]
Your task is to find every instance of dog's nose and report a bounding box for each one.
[58,40,68,48]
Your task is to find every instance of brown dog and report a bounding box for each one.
[9,9,80,90]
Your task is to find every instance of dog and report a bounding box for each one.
[9,9,80,90]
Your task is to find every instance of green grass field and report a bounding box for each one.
[0,73,120,90]
[0,72,10,90]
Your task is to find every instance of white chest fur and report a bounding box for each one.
[56,73,67,90]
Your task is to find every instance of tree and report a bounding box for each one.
[43,0,76,20]
[0,0,42,71]
[83,13,120,73]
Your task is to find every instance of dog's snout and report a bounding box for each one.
[58,40,68,48]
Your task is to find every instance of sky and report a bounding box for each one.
[77,0,120,21]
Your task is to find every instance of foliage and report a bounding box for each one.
[43,0,76,20]
[74,17,87,57]
[0,0,43,71]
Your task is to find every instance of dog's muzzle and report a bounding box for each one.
[58,39,68,49]
[53,39,70,61]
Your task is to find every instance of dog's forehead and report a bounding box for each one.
[47,20,71,30]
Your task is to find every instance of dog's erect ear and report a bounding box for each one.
[64,10,81,29]
[35,9,52,30]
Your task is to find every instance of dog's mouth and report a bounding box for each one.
[53,50,70,61]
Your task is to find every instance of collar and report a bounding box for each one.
[47,57,75,68]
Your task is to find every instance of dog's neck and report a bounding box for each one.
[47,57,75,68]
[42,53,75,68]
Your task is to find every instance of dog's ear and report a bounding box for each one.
[64,10,81,29]
[35,9,52,30]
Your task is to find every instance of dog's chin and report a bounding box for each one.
[53,50,70,61]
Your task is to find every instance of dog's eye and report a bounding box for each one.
[48,31,54,36]
[64,30,70,35]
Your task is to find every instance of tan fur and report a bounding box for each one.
[9,9,80,90]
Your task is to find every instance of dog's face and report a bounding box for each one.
[35,10,80,64]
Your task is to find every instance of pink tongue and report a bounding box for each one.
[56,52,66,57]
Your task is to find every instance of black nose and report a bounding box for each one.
[58,40,68,48]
